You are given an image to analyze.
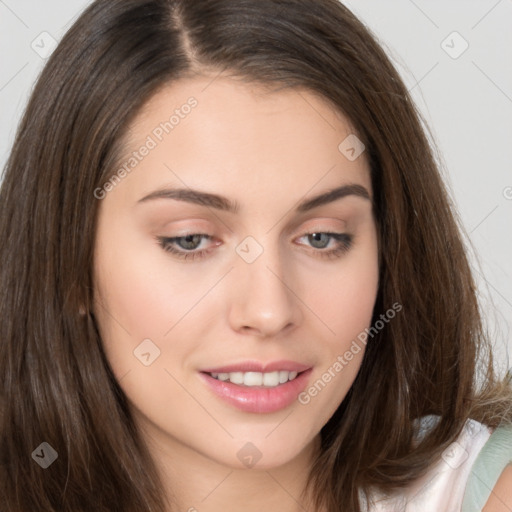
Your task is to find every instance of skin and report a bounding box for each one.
[483,465,512,511]
[93,75,379,511]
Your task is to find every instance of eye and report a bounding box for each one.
[297,232,353,259]
[157,234,217,261]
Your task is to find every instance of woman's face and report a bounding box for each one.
[93,76,379,470]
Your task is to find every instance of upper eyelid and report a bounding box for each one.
[161,217,349,238]
[166,229,348,240]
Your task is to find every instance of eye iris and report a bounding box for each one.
[178,235,203,250]
[308,233,330,249]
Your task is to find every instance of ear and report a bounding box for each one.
[79,305,87,315]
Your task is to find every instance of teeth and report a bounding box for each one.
[244,372,263,386]
[263,371,279,387]
[229,372,244,385]
[210,370,300,387]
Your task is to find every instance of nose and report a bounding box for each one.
[227,244,303,338]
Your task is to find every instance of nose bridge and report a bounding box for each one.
[228,235,302,336]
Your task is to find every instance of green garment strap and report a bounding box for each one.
[462,423,512,512]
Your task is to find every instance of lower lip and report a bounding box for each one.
[200,370,312,413]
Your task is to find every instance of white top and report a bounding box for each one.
[361,415,512,511]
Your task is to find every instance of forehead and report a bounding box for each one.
[111,75,372,205]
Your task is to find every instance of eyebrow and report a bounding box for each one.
[137,183,371,213]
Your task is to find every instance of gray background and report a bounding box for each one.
[1,0,511,375]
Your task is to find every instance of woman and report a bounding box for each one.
[1,0,511,511]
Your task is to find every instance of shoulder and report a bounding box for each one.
[463,422,512,512]
[482,464,512,512]
[363,418,512,512]
[364,417,493,511]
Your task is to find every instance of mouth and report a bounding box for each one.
[207,370,300,387]
[199,362,312,413]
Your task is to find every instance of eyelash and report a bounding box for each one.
[156,232,353,261]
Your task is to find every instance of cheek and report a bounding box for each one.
[296,261,378,430]
[92,226,200,377]
[298,234,379,410]
[318,269,378,334]
[95,218,213,331]
[309,238,379,346]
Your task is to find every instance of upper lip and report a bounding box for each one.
[201,360,311,374]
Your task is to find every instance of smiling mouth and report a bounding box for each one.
[206,370,300,387]
[200,367,312,413]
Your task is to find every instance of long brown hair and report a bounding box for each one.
[1,0,510,510]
